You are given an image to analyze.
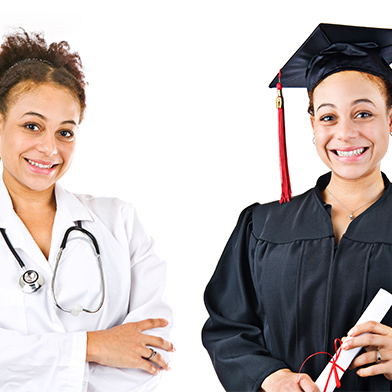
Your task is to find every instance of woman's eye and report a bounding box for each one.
[356,112,372,119]
[25,123,40,131]
[320,115,335,122]
[58,130,74,139]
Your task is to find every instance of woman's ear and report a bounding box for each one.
[310,115,315,130]
[389,108,392,130]
[0,112,4,133]
[0,113,4,156]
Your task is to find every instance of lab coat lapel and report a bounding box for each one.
[0,178,50,272]
[0,175,20,233]
[54,183,93,224]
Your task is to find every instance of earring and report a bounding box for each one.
[312,134,316,145]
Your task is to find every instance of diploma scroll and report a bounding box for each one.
[315,288,392,392]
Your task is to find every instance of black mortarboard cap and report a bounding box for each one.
[269,23,392,91]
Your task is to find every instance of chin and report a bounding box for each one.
[17,175,58,192]
[331,167,380,182]
[25,182,56,192]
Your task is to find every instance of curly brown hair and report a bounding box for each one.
[0,29,86,121]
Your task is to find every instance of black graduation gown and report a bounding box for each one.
[202,172,392,392]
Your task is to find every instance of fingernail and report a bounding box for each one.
[348,328,354,336]
[342,337,352,349]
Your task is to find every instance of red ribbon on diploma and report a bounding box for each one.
[297,338,345,392]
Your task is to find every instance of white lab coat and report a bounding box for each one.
[0,177,172,391]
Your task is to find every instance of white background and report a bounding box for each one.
[2,1,392,391]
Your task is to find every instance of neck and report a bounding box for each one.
[328,170,384,198]
[3,171,56,214]
[324,169,385,215]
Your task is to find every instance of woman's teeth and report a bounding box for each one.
[27,159,54,169]
[335,148,365,157]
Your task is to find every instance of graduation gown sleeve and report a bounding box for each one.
[202,205,288,392]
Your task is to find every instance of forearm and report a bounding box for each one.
[85,318,174,374]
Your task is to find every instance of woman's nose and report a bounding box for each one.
[335,118,359,141]
[37,132,58,156]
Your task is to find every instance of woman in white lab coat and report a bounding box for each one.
[0,30,174,391]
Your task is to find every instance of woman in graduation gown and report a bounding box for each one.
[0,30,174,390]
[202,24,392,391]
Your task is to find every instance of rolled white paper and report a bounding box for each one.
[315,288,392,392]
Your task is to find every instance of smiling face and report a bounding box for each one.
[0,82,81,193]
[311,71,392,182]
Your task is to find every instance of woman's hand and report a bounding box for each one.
[343,321,392,380]
[86,318,174,375]
[261,369,320,392]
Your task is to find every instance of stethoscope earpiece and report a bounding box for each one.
[19,269,44,293]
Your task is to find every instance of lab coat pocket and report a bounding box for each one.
[0,290,27,333]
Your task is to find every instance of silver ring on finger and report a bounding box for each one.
[146,348,157,360]
[376,349,382,364]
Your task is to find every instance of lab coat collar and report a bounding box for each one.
[0,175,16,228]
[0,178,44,261]
[54,183,94,224]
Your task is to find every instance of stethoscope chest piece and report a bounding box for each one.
[19,269,44,293]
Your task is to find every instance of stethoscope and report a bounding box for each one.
[0,221,105,316]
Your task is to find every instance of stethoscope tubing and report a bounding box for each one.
[0,222,105,315]
[0,228,26,270]
[51,225,105,314]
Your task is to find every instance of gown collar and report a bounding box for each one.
[314,171,391,193]
[314,171,392,213]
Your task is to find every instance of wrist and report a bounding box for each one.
[86,331,100,363]
[261,368,292,391]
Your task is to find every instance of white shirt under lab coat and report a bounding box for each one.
[0,177,172,391]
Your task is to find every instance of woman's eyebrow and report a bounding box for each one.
[316,99,376,113]
[316,103,336,112]
[22,111,46,120]
[22,111,77,126]
[353,98,376,107]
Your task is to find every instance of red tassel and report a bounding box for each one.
[276,69,292,203]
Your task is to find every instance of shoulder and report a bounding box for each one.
[248,184,333,243]
[59,187,138,232]
[73,192,133,215]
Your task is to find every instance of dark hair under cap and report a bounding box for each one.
[269,23,392,91]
